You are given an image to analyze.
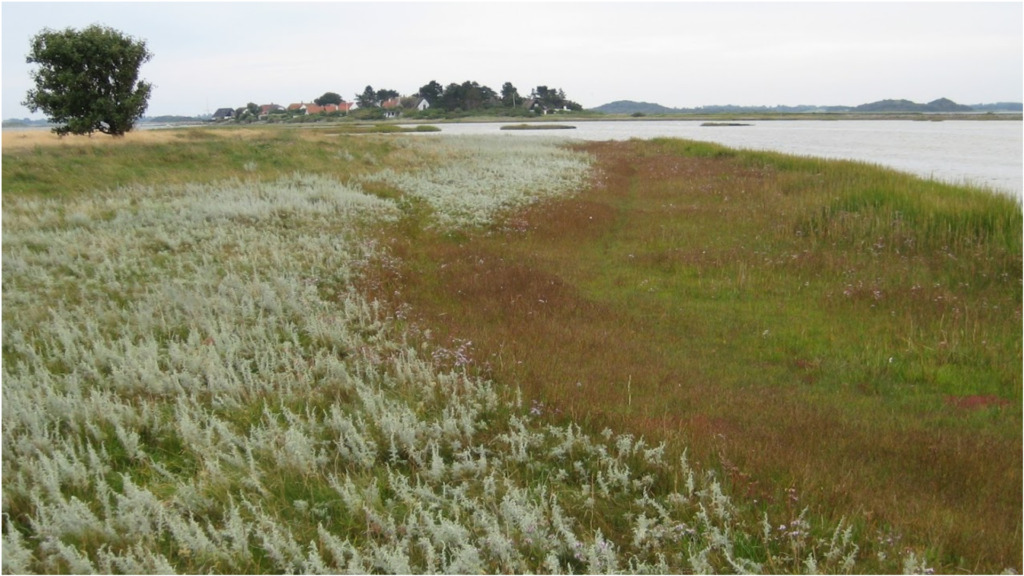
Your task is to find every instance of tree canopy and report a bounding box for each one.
[22,25,153,136]
[530,85,581,111]
[417,80,444,107]
[314,92,343,106]
[226,79,583,123]
[356,86,377,108]
[412,80,579,113]
[375,88,399,104]
[354,86,401,108]
[501,82,521,107]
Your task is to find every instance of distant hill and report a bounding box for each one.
[852,98,973,113]
[968,102,1024,112]
[590,98,1022,115]
[589,101,828,115]
[592,101,680,115]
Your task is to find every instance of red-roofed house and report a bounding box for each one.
[381,97,402,118]
[288,102,354,115]
[260,104,285,116]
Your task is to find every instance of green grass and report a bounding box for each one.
[373,138,1022,571]
[322,123,441,134]
[1,127,427,197]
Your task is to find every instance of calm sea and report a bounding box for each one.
[418,120,1023,198]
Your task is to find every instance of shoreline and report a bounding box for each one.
[5,111,1021,132]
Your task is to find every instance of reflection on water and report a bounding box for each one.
[418,120,1022,197]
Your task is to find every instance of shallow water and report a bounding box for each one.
[418,119,1023,198]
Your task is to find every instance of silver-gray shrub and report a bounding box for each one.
[360,135,591,228]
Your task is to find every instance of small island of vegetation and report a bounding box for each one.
[499,123,576,130]
[700,121,752,127]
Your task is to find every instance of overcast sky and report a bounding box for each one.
[3,1,1022,118]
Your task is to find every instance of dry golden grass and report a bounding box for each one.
[4,127,182,150]
[0,125,330,151]
[2,126,431,198]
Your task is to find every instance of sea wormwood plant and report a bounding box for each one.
[3,134,929,573]
[359,135,592,228]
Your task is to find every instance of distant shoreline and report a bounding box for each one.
[5,111,1021,132]
[581,112,1023,122]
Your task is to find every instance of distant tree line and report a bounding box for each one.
[416,80,581,114]
[348,80,582,117]
[220,80,584,123]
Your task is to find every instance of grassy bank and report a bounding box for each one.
[366,138,1022,572]
[1,126,433,197]
[3,128,1019,573]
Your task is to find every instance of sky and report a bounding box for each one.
[2,1,1022,118]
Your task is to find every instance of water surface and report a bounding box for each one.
[420,120,1022,197]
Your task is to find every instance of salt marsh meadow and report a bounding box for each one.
[2,126,1020,573]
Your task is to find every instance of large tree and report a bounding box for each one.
[501,82,521,107]
[375,88,399,104]
[531,85,563,108]
[439,81,497,112]
[22,25,153,136]
[417,80,444,107]
[314,91,343,106]
[529,85,582,111]
[356,85,378,108]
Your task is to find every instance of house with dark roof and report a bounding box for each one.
[405,97,429,112]
[212,108,235,121]
[524,98,564,114]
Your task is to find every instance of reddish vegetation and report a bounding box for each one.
[945,395,1012,411]
[364,139,1022,571]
